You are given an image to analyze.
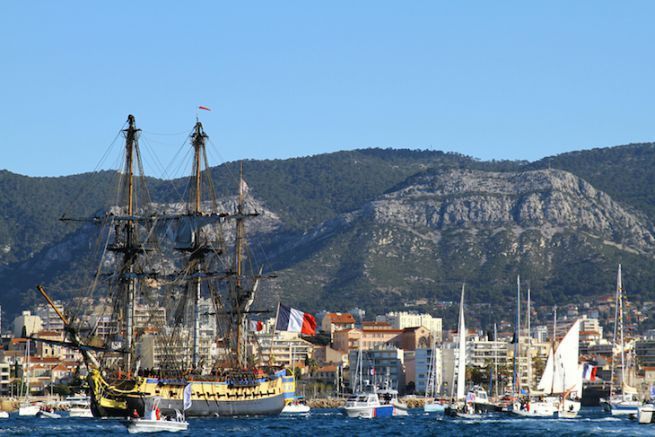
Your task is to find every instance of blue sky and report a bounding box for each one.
[2,1,655,177]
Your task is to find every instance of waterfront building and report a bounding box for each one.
[347,346,406,392]
[12,311,43,338]
[254,330,314,369]
[377,312,442,342]
[34,301,65,332]
[321,313,356,339]
[0,362,9,396]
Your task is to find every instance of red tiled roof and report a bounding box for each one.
[362,329,403,334]
[325,313,356,324]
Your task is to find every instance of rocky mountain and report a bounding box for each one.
[262,167,655,319]
[2,145,655,327]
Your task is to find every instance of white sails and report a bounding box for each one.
[537,320,580,395]
[456,284,466,400]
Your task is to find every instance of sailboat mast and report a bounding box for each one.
[526,286,532,394]
[494,323,499,398]
[551,305,557,394]
[234,163,247,367]
[618,266,625,396]
[513,275,521,396]
[456,283,466,400]
[609,264,622,397]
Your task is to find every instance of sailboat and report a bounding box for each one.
[18,339,40,417]
[445,284,484,418]
[511,279,557,418]
[32,115,289,418]
[423,335,444,414]
[535,313,582,419]
[601,264,641,416]
[281,345,311,414]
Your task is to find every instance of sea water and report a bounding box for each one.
[0,407,652,436]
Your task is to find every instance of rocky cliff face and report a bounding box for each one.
[264,168,655,317]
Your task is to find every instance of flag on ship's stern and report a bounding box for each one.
[275,303,317,335]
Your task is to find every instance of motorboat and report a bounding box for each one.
[511,397,558,417]
[342,384,407,419]
[601,392,641,416]
[282,396,311,414]
[0,411,8,419]
[127,414,189,434]
[126,397,189,434]
[37,407,62,419]
[467,386,498,413]
[18,403,41,417]
[423,399,445,414]
[637,403,655,424]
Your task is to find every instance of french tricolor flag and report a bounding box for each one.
[275,303,317,336]
[582,363,597,381]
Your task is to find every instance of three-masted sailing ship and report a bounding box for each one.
[35,114,291,417]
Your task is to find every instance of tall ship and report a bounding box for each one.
[34,114,290,417]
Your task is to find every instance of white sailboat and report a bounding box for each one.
[511,280,558,418]
[536,316,582,418]
[601,265,641,416]
[446,284,481,418]
[282,345,311,414]
[423,335,444,413]
[18,340,40,417]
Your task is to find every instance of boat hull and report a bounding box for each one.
[602,400,641,416]
[342,404,395,418]
[126,418,188,433]
[638,405,655,424]
[558,399,581,419]
[126,391,286,417]
[423,403,445,413]
[511,401,557,417]
[18,405,40,417]
[281,404,311,414]
[89,370,287,418]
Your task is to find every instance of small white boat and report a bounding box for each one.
[126,396,189,434]
[18,404,41,417]
[127,416,189,434]
[511,398,558,417]
[638,403,655,424]
[601,392,641,416]
[37,409,62,419]
[423,400,445,414]
[282,397,311,414]
[0,411,9,419]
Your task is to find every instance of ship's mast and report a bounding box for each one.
[190,121,207,370]
[122,114,140,374]
[234,163,246,367]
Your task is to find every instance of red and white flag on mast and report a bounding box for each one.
[249,320,264,332]
[198,105,211,111]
